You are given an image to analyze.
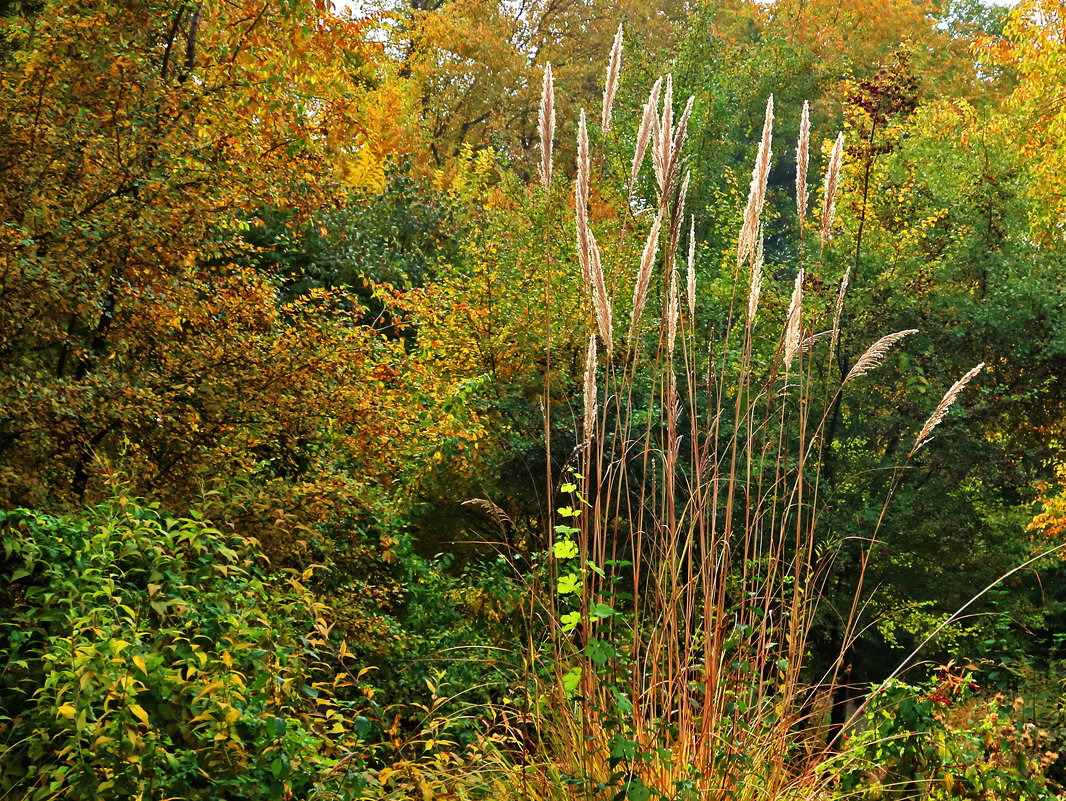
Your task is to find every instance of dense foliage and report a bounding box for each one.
[1,0,1064,797]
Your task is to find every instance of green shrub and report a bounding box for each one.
[837,676,1062,799]
[0,499,363,801]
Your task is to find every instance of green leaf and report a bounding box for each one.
[557,573,581,595]
[553,539,578,559]
[591,602,614,618]
[562,667,582,695]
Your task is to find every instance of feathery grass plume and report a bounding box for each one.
[783,267,804,370]
[686,215,696,315]
[583,333,598,441]
[668,170,690,264]
[668,95,696,187]
[845,329,918,384]
[820,132,844,243]
[746,228,764,328]
[911,362,985,455]
[629,211,664,339]
[576,109,591,287]
[738,95,774,268]
[796,100,810,225]
[601,24,623,136]
[672,95,695,157]
[539,63,555,191]
[667,267,679,358]
[800,329,836,353]
[652,75,673,195]
[588,228,613,352]
[630,78,662,188]
[830,264,851,354]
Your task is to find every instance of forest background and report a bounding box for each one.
[1,0,1066,797]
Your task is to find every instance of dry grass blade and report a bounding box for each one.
[830,264,851,354]
[583,334,598,441]
[686,215,696,315]
[747,228,764,328]
[631,78,662,188]
[796,100,810,224]
[845,329,918,384]
[588,228,613,352]
[911,362,985,455]
[783,267,804,370]
[738,95,774,268]
[820,132,844,243]
[576,109,591,286]
[601,24,623,136]
[539,63,555,191]
[629,211,663,340]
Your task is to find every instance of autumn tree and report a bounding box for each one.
[398,0,684,172]
[0,0,484,539]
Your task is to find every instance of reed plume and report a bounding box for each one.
[911,363,985,455]
[738,95,774,268]
[821,132,844,243]
[830,264,851,354]
[783,267,804,370]
[686,215,696,316]
[630,78,662,189]
[539,63,555,192]
[667,267,679,358]
[601,24,623,137]
[796,100,810,226]
[576,109,591,287]
[668,170,690,266]
[747,228,764,328]
[653,75,673,196]
[583,334,598,442]
[629,211,664,340]
[845,329,918,384]
[588,228,613,352]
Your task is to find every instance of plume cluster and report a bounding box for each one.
[650,75,695,203]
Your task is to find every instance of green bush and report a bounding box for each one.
[837,676,1062,799]
[0,500,363,801]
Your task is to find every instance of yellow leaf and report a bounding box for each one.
[58,704,76,719]
[133,655,148,675]
[130,704,150,726]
